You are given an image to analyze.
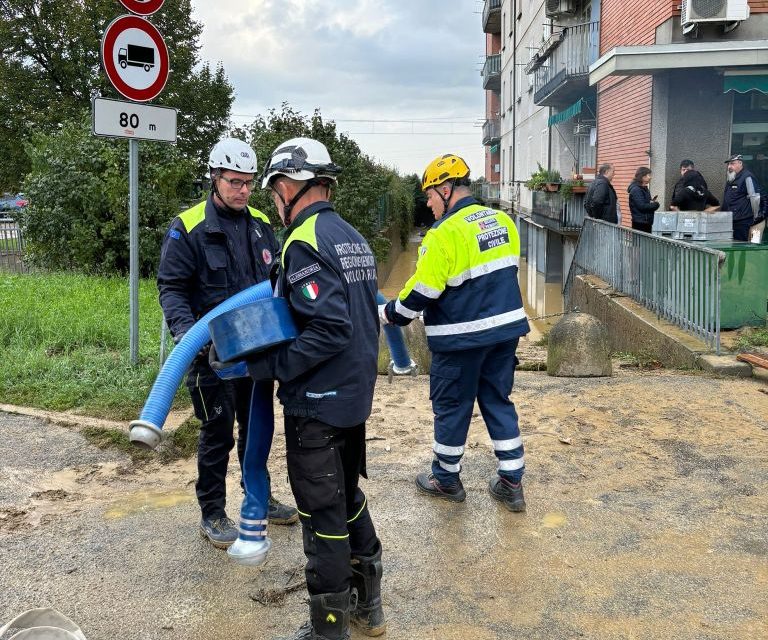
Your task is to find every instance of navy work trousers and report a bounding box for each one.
[284,416,379,595]
[430,339,525,486]
[188,357,270,519]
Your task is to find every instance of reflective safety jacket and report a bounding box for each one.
[385,196,529,352]
[246,201,380,428]
[157,195,278,340]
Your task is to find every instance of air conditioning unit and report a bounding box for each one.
[545,0,577,19]
[681,0,749,30]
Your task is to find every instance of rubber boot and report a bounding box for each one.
[282,589,353,640]
[350,545,386,636]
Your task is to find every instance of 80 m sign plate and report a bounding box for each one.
[92,97,177,142]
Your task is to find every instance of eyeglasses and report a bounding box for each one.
[219,176,257,191]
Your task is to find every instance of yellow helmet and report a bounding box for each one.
[421,154,471,191]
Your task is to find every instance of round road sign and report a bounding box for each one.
[101,15,170,102]
[118,0,165,16]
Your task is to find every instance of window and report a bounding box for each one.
[509,70,514,108]
[501,149,505,183]
[509,145,514,182]
[501,81,505,112]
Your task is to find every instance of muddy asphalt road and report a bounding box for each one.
[1,366,767,640]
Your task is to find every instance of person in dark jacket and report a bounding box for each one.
[670,159,719,211]
[722,154,768,241]
[157,138,297,549]
[248,137,385,640]
[627,166,660,233]
[584,163,618,223]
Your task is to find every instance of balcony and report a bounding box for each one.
[482,118,500,145]
[531,190,585,233]
[482,0,501,34]
[473,181,501,205]
[482,54,501,92]
[533,22,599,106]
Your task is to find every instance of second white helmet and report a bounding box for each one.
[261,137,342,188]
[209,138,258,173]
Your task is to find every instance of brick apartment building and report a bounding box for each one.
[481,0,768,313]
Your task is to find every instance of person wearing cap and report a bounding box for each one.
[157,138,298,549]
[722,154,767,241]
[248,138,385,640]
[380,154,531,512]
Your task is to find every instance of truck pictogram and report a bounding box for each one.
[118,45,155,72]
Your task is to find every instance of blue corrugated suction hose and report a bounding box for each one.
[129,280,273,450]
[376,291,417,376]
[227,380,274,566]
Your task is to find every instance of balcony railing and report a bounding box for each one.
[482,118,500,145]
[533,21,599,106]
[482,0,502,33]
[472,181,501,204]
[531,190,586,232]
[482,54,501,92]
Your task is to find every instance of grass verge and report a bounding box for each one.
[81,417,200,464]
[0,272,190,419]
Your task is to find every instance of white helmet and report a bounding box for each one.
[209,138,258,174]
[261,137,342,188]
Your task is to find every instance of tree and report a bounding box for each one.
[0,0,233,190]
[242,104,414,260]
[21,115,195,275]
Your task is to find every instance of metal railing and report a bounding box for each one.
[482,54,501,91]
[0,218,28,273]
[482,0,502,32]
[533,21,599,103]
[532,191,586,231]
[565,218,724,352]
[482,118,500,145]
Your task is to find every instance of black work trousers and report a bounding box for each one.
[284,415,379,595]
[188,359,265,519]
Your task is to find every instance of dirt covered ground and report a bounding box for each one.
[1,350,767,640]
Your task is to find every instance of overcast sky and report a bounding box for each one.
[190,0,486,178]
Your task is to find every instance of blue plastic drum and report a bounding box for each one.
[208,297,298,362]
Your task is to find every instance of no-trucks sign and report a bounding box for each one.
[100,15,170,102]
[118,0,165,16]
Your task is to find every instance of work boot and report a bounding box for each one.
[281,589,353,640]
[350,545,386,636]
[268,494,299,525]
[489,476,526,512]
[415,472,466,502]
[199,515,238,548]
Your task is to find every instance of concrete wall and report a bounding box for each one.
[656,68,734,209]
[569,274,709,369]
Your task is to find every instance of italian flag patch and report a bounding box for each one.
[300,281,319,300]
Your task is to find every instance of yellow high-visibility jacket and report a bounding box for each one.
[386,197,529,352]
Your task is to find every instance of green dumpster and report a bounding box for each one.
[700,241,768,329]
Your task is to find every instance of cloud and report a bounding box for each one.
[191,0,485,177]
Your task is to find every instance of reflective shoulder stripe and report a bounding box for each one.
[283,213,320,255]
[178,201,207,233]
[425,307,528,336]
[446,255,520,288]
[248,206,271,225]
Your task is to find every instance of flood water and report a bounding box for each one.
[379,235,565,341]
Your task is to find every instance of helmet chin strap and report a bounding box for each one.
[437,181,455,215]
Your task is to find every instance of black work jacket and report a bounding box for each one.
[722,169,768,223]
[157,195,278,340]
[627,182,659,225]
[247,201,380,428]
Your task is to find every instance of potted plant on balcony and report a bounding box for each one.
[525,163,562,192]
[560,178,587,199]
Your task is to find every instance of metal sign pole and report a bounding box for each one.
[129,138,139,364]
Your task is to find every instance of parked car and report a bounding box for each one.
[0,193,28,212]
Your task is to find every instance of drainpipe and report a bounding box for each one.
[511,0,517,204]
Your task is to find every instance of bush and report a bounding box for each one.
[21,114,196,276]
